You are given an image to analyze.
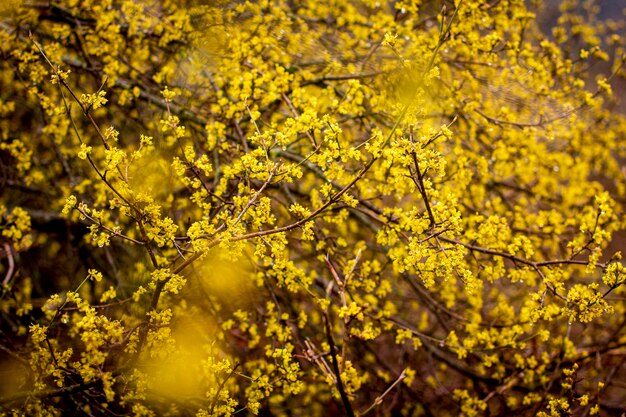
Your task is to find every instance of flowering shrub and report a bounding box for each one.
[1,0,626,415]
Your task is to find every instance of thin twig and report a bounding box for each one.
[323,312,355,417]
[360,368,407,416]
[2,243,15,286]
[411,152,437,228]
[232,168,277,227]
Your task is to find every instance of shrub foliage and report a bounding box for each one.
[1,0,626,415]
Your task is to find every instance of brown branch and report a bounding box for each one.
[323,312,355,417]
[0,379,101,406]
[442,237,604,269]
[440,237,609,301]
[359,369,406,416]
[301,71,385,86]
[411,152,437,228]
[2,243,15,286]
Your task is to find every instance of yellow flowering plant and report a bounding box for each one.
[1,0,626,416]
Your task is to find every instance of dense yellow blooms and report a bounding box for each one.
[1,0,626,415]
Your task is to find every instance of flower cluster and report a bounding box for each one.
[1,0,626,416]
